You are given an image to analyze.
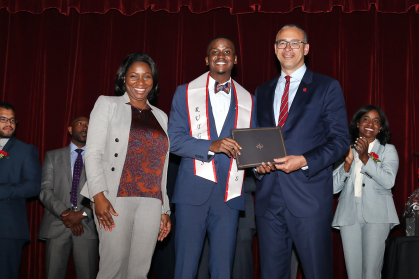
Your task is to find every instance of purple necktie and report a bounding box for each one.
[70,149,83,207]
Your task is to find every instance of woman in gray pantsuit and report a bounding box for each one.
[81,53,171,278]
[332,105,399,279]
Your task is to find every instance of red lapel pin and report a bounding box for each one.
[303,88,307,92]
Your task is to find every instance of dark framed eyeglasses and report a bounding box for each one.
[275,40,304,49]
[0,117,18,124]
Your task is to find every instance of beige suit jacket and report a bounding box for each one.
[80,93,171,215]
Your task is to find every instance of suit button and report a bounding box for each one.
[362,183,365,187]
[111,167,115,171]
[114,153,118,157]
[115,138,119,142]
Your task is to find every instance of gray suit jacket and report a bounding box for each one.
[332,142,399,229]
[38,145,98,239]
[80,93,171,215]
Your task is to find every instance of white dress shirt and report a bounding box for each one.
[354,139,377,197]
[208,76,232,137]
[274,64,307,125]
[0,138,9,150]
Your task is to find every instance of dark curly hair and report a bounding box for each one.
[114,53,159,101]
[349,105,391,146]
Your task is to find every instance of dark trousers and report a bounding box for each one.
[0,239,26,279]
[175,185,239,279]
[256,185,333,279]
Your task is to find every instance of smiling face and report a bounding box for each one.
[0,108,16,139]
[124,61,153,107]
[275,27,309,75]
[68,116,89,148]
[357,110,382,142]
[205,38,237,82]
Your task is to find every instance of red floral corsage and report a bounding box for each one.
[0,150,9,159]
[368,152,380,162]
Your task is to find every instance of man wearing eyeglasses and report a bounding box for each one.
[0,101,41,279]
[254,25,349,279]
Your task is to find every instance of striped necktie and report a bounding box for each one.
[278,75,290,129]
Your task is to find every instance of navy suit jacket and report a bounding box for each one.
[168,82,257,211]
[255,68,349,217]
[0,137,41,240]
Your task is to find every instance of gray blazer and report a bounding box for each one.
[80,93,171,215]
[332,142,399,229]
[38,145,97,239]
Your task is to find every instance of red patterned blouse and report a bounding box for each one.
[117,105,168,201]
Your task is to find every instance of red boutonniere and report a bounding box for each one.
[368,152,380,162]
[0,150,9,159]
[303,88,307,92]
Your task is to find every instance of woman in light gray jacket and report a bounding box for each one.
[81,53,171,278]
[333,105,399,279]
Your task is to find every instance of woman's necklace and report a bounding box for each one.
[134,102,148,113]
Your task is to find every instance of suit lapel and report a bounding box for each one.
[62,145,72,187]
[219,89,236,138]
[267,78,278,127]
[2,136,16,153]
[207,93,219,140]
[77,166,86,207]
[283,69,313,133]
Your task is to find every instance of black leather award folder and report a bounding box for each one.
[231,127,287,169]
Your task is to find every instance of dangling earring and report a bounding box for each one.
[357,125,359,128]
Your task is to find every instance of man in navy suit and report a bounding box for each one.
[255,25,349,279]
[168,36,257,279]
[0,102,41,279]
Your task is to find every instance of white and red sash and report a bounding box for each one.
[186,72,253,202]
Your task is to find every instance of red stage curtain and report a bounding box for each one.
[1,4,419,279]
[0,0,418,15]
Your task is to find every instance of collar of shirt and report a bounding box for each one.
[278,64,306,84]
[0,138,10,150]
[208,75,232,95]
[70,141,85,154]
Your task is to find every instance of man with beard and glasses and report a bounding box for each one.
[38,116,99,279]
[0,101,41,279]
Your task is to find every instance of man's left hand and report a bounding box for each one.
[62,211,85,227]
[273,155,307,173]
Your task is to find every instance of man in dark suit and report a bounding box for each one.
[38,116,98,279]
[0,101,41,279]
[255,24,349,279]
[168,36,257,279]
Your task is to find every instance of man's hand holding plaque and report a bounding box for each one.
[210,138,242,158]
[256,155,307,174]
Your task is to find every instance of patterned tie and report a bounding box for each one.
[278,75,291,129]
[70,149,83,207]
[214,81,231,94]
